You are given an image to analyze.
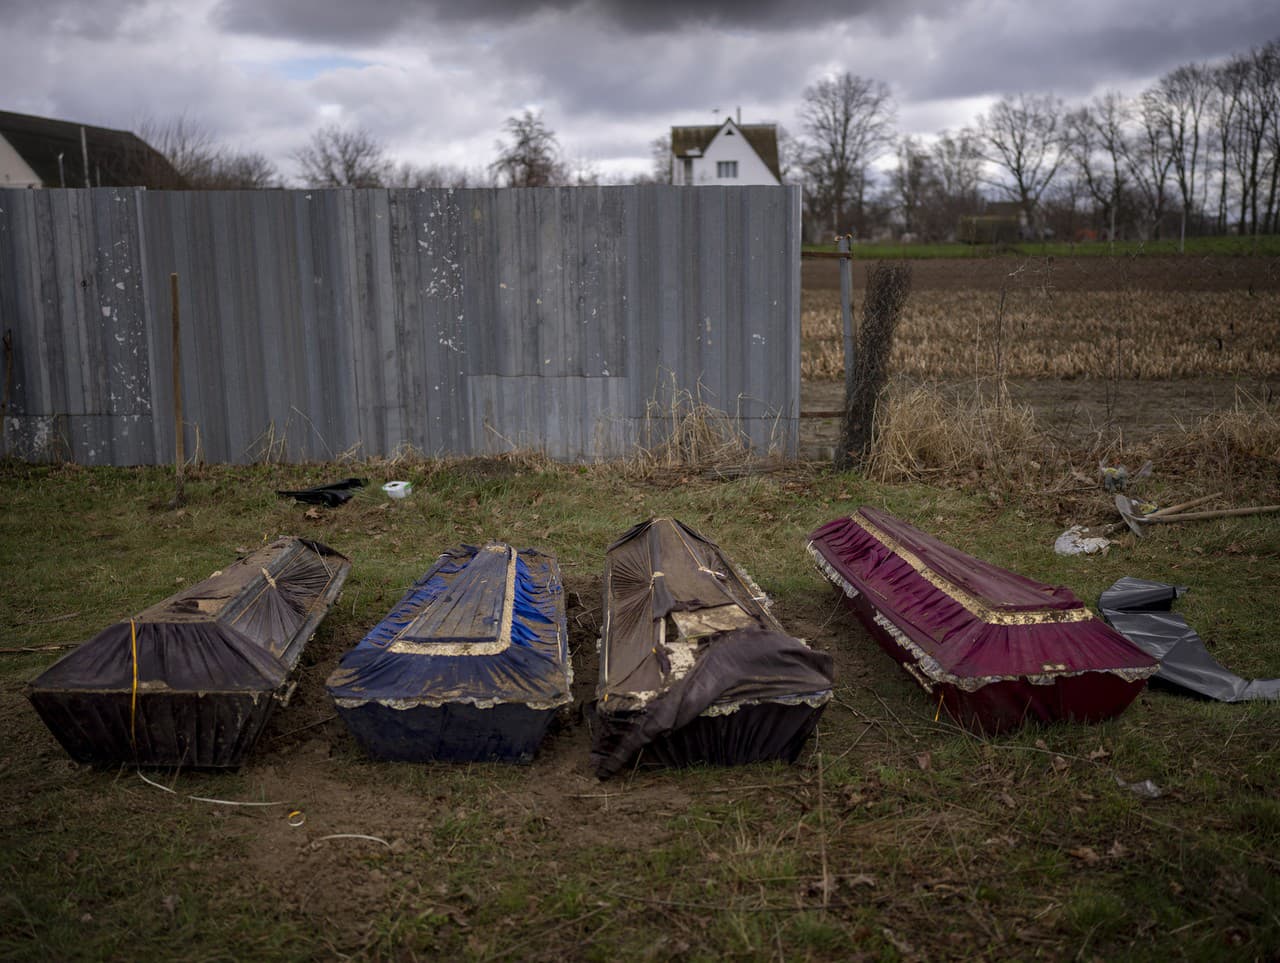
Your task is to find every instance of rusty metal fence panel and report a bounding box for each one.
[0,185,800,464]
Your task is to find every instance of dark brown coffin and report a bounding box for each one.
[592,518,833,779]
[28,537,350,768]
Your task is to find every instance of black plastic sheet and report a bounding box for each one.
[1099,577,1280,702]
[276,478,366,507]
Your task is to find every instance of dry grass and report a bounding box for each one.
[865,380,1047,486]
[2,459,1278,961]
[803,288,1280,381]
[628,375,782,477]
[862,379,1280,513]
[1154,389,1280,483]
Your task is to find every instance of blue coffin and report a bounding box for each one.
[326,543,571,763]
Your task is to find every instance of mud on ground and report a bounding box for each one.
[162,572,877,950]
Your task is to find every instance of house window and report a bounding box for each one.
[716,161,738,179]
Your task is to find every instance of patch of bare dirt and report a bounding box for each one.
[224,571,716,931]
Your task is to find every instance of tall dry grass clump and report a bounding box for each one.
[629,375,778,476]
[861,380,1278,510]
[864,381,1047,488]
[1154,391,1280,494]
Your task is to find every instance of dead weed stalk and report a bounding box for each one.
[1153,390,1280,493]
[865,379,1048,489]
[629,374,778,477]
[863,378,1280,510]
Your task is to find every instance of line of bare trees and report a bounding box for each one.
[138,116,279,190]
[148,110,606,190]
[142,36,1277,245]
[798,38,1280,243]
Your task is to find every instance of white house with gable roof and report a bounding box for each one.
[670,118,781,186]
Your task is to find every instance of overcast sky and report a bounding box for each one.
[3,0,1277,183]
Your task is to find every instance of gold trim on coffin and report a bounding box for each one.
[387,544,517,656]
[805,543,1156,692]
[851,515,1096,626]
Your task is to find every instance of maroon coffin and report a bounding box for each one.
[808,508,1156,733]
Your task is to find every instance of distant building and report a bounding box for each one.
[0,109,184,189]
[959,201,1032,244]
[670,118,781,187]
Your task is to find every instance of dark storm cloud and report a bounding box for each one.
[479,18,816,120]
[10,0,1279,185]
[905,1,1280,102]
[210,0,935,43]
[0,0,154,39]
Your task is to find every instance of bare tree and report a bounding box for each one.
[925,128,983,238]
[137,115,279,189]
[138,114,221,185]
[890,136,933,236]
[387,162,482,188]
[294,124,390,188]
[491,110,566,187]
[1151,63,1214,245]
[1131,90,1177,238]
[1232,42,1280,234]
[565,155,601,186]
[775,124,801,182]
[978,93,1066,231]
[930,128,983,207]
[204,151,279,189]
[648,134,673,184]
[1065,93,1131,241]
[1210,56,1250,231]
[799,72,896,237]
[1263,41,1280,233]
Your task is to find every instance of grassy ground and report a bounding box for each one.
[2,457,1278,961]
[803,235,1280,260]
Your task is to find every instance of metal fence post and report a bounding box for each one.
[839,235,854,401]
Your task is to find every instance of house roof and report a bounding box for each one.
[0,109,185,189]
[671,121,781,182]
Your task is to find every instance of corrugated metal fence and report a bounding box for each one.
[0,185,800,464]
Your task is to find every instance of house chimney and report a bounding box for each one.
[736,106,741,124]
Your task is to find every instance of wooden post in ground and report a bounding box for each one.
[170,273,185,507]
[1,329,12,459]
